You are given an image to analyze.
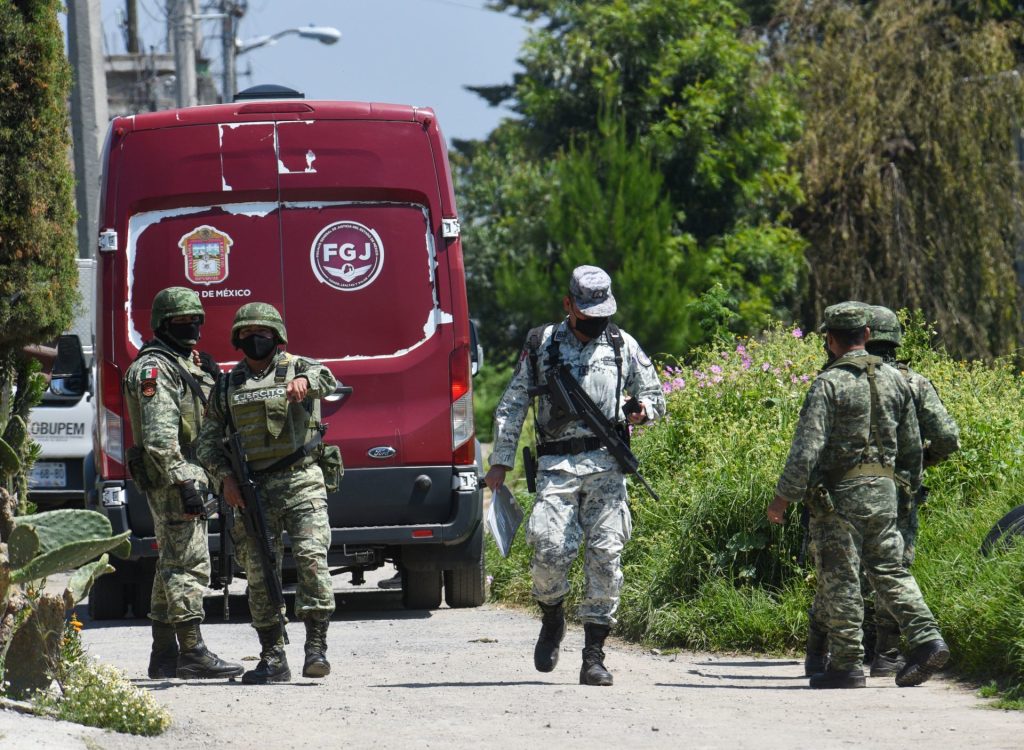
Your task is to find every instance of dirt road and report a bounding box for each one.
[3,574,1021,750]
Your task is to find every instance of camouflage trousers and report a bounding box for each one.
[809,477,940,670]
[810,486,920,637]
[147,485,211,625]
[233,464,335,629]
[525,468,632,627]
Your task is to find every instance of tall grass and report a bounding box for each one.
[487,317,1024,695]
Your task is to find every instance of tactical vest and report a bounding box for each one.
[125,342,206,452]
[223,353,321,471]
[822,353,894,484]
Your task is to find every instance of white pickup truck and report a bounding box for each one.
[26,258,96,510]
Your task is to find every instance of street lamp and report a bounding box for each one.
[223,24,342,103]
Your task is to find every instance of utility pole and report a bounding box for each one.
[171,0,197,107]
[126,0,139,54]
[222,0,237,102]
[67,0,109,260]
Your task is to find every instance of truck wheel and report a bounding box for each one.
[130,560,156,619]
[401,568,442,610]
[88,571,127,620]
[444,550,486,608]
[980,503,1024,556]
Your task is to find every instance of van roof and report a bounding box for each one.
[117,101,435,132]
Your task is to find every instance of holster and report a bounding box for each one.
[806,485,835,516]
[522,446,537,494]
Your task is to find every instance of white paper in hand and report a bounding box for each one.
[486,484,524,558]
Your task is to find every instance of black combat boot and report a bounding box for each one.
[808,666,866,689]
[242,625,292,684]
[147,620,178,678]
[302,616,331,678]
[895,638,950,687]
[174,619,244,679]
[579,623,613,686]
[534,600,566,673]
[804,620,829,677]
[870,627,905,677]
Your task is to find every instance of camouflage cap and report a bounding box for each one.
[820,301,869,332]
[569,265,617,317]
[150,286,204,331]
[868,305,902,346]
[231,302,288,345]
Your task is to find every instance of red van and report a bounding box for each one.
[89,85,484,617]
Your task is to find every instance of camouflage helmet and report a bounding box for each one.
[230,302,288,346]
[150,286,204,331]
[868,305,902,346]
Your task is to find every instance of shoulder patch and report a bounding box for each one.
[634,351,652,368]
[141,379,157,397]
[141,366,159,380]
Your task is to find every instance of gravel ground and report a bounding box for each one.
[2,571,1022,750]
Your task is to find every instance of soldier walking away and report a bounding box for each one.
[767,302,950,689]
[197,303,338,685]
[484,266,665,686]
[123,287,243,680]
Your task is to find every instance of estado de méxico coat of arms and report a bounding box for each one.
[179,225,233,285]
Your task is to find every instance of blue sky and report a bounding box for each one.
[97,0,531,142]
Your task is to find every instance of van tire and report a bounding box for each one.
[401,568,442,610]
[980,504,1024,556]
[443,563,485,608]
[89,572,127,620]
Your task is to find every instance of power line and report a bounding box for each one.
[415,0,494,12]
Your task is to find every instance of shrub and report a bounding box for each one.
[487,315,1024,697]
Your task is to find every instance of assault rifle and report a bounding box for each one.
[530,364,659,501]
[223,429,289,643]
[209,495,234,621]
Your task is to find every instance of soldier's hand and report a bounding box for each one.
[178,480,205,518]
[484,465,508,492]
[766,495,789,525]
[286,376,310,403]
[627,403,648,425]
[222,475,245,509]
[196,351,221,380]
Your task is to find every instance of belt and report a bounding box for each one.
[829,461,895,485]
[536,436,603,457]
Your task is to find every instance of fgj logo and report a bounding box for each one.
[179,225,233,286]
[310,221,384,292]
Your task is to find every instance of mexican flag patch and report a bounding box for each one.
[142,366,159,380]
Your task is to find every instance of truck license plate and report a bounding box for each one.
[29,461,67,489]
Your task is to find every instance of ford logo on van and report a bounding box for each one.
[368,446,396,459]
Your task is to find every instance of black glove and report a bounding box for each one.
[197,351,221,381]
[178,480,205,517]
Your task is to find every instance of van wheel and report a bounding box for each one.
[980,504,1024,556]
[88,571,127,620]
[444,550,486,608]
[401,568,442,610]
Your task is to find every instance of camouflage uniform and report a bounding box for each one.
[124,286,242,680]
[196,302,337,683]
[777,344,942,674]
[197,350,337,628]
[492,319,664,625]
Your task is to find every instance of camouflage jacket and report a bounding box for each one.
[776,349,922,502]
[895,362,960,467]
[196,349,336,485]
[490,319,665,475]
[123,339,215,487]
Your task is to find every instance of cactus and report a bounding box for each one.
[1,509,132,697]
[0,436,17,476]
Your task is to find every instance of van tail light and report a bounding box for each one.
[98,359,125,479]
[450,344,474,464]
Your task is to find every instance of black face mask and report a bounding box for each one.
[158,322,201,354]
[573,315,610,340]
[238,334,277,361]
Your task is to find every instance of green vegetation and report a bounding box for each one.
[487,315,1024,700]
[34,617,171,736]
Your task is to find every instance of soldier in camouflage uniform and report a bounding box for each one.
[124,287,243,680]
[484,266,665,687]
[803,305,961,678]
[196,302,337,685]
[767,302,949,689]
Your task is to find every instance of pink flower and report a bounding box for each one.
[710,365,722,374]
[792,328,803,338]
[761,363,770,372]
[712,375,723,384]
[790,375,799,384]
[736,344,746,354]
[800,374,810,382]
[742,358,752,370]
[673,378,685,390]
[662,383,672,393]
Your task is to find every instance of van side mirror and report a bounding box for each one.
[50,334,88,396]
[469,320,484,377]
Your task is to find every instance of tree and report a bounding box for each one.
[777,0,1024,359]
[0,0,78,502]
[458,0,805,362]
